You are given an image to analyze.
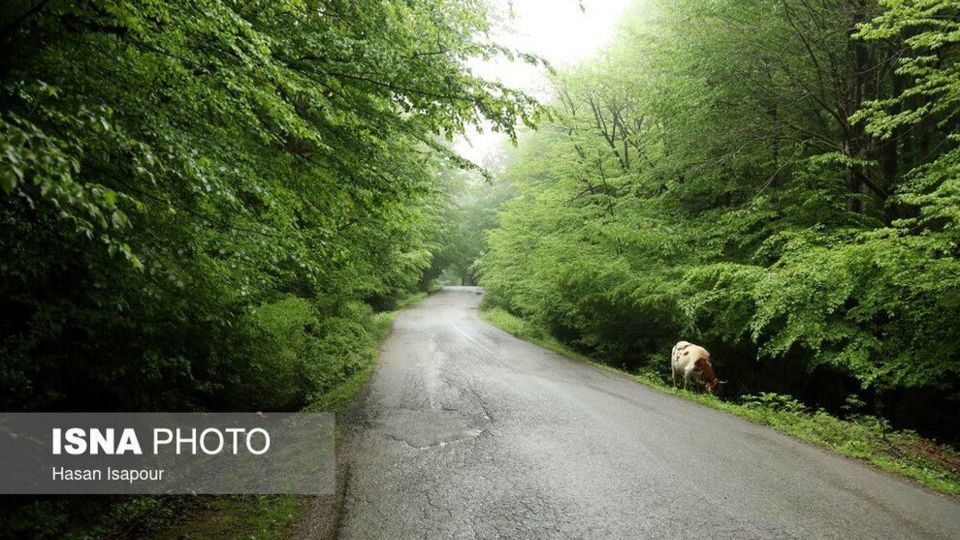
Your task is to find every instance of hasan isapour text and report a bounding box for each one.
[52,466,165,483]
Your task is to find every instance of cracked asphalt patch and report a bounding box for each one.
[335,287,960,539]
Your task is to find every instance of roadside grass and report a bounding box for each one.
[147,496,304,540]
[479,306,960,497]
[142,295,424,540]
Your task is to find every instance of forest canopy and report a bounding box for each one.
[0,0,540,412]
[2,0,958,463]
[477,0,960,440]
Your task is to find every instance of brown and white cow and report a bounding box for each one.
[671,341,722,395]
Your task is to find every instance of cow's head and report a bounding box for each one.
[708,378,730,396]
[694,356,723,396]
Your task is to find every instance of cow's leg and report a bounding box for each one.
[672,369,679,388]
[683,372,690,390]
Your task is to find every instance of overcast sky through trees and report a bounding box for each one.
[454,0,631,164]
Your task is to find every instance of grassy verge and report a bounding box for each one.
[146,496,305,540]
[479,306,960,497]
[144,295,424,540]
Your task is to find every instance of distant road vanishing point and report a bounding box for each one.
[335,286,960,539]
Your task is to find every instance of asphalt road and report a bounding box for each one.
[336,286,960,539]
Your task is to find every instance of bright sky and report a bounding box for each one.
[453,0,633,165]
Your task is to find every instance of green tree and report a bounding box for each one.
[478,0,960,440]
[0,0,540,411]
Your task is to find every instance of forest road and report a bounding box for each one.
[334,286,960,539]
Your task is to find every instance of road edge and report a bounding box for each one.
[476,305,960,499]
[297,290,436,539]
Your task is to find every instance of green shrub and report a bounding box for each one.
[228,296,320,410]
[221,297,392,411]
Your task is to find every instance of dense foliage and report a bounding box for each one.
[422,168,511,286]
[478,0,960,440]
[0,0,538,413]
